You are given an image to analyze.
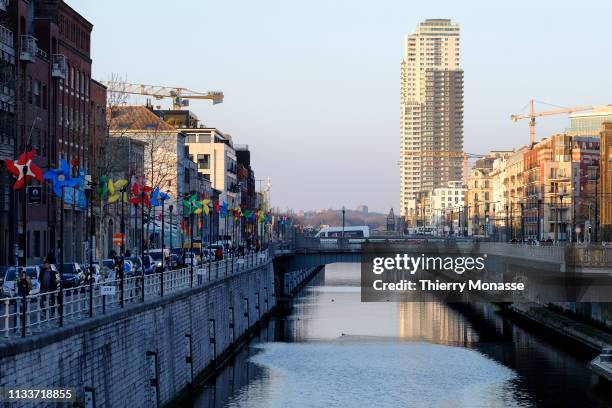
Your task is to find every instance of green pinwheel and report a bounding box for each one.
[182,194,200,214]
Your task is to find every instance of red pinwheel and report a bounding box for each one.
[129,182,153,207]
[4,150,43,190]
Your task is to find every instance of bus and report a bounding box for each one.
[315,226,370,238]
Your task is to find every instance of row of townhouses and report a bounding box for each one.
[0,0,263,266]
[409,108,612,242]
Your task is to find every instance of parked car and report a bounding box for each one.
[58,263,85,287]
[2,266,41,297]
[0,266,6,296]
[82,263,103,284]
[183,252,200,268]
[140,255,155,274]
[148,249,170,271]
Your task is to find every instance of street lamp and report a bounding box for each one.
[537,191,542,242]
[169,203,174,252]
[559,188,565,242]
[342,206,345,239]
[520,202,524,242]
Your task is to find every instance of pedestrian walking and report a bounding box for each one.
[39,261,57,313]
[17,269,32,297]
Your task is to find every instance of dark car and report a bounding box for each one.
[141,255,155,275]
[57,263,83,288]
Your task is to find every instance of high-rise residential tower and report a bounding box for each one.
[400,19,464,222]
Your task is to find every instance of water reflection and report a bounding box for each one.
[191,263,612,408]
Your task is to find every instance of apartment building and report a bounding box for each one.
[400,19,464,220]
[0,0,100,264]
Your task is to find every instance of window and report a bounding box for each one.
[27,76,32,104]
[197,154,210,169]
[34,80,41,107]
[42,84,47,109]
[33,231,41,258]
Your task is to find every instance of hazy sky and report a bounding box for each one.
[70,0,612,213]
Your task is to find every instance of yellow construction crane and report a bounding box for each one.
[511,99,592,145]
[100,81,224,110]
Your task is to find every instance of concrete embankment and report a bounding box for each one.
[0,261,319,408]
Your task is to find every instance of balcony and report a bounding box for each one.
[51,54,67,79]
[0,0,7,12]
[0,24,13,49]
[19,35,37,62]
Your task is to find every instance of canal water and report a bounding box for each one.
[191,263,612,408]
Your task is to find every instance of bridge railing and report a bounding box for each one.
[292,237,612,268]
[1,250,269,340]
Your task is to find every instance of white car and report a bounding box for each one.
[2,266,41,297]
[183,252,199,267]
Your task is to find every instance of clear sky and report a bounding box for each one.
[69,0,612,213]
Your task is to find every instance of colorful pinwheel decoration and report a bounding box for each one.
[129,182,153,207]
[107,179,129,204]
[98,175,109,200]
[150,187,171,207]
[219,201,228,218]
[4,150,43,190]
[243,209,254,221]
[194,196,211,215]
[182,193,199,214]
[232,206,242,220]
[43,159,80,197]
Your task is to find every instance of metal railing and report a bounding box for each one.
[1,250,269,340]
[291,237,612,268]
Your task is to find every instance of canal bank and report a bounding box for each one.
[167,265,322,408]
[0,260,321,408]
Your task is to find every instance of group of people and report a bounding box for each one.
[15,260,56,310]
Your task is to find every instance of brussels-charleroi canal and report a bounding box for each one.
[189,263,612,408]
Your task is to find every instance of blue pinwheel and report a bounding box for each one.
[219,201,228,218]
[44,159,80,197]
[150,187,171,207]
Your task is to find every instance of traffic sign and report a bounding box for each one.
[27,185,42,204]
[112,233,125,246]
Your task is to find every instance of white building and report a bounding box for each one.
[429,181,466,232]
[400,19,464,221]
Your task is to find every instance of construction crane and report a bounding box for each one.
[511,99,592,145]
[100,81,224,110]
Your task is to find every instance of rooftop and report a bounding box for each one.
[108,106,177,132]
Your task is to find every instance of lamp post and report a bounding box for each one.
[342,206,345,239]
[559,188,565,242]
[593,174,599,242]
[161,199,165,268]
[140,196,146,302]
[189,198,194,287]
[85,176,94,317]
[520,202,525,242]
[537,192,542,242]
[169,204,174,252]
[119,183,128,308]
